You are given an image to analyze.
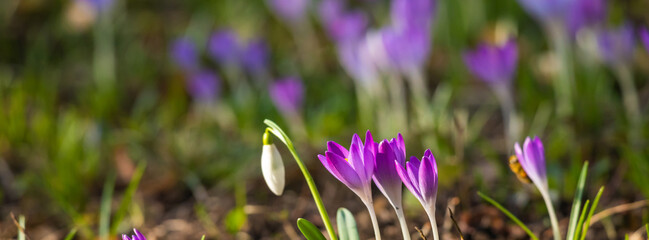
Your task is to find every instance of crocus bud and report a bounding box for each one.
[261,131,285,196]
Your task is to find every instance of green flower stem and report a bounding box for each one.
[548,21,574,120]
[264,120,338,240]
[540,189,562,240]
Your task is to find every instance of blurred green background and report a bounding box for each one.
[0,0,648,239]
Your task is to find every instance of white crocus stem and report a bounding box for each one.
[395,206,412,240]
[261,143,285,196]
[540,188,561,240]
[424,204,439,240]
[364,201,382,240]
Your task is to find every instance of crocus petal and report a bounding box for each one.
[641,27,649,53]
[396,160,422,200]
[134,229,147,240]
[418,154,438,204]
[349,143,367,180]
[326,151,363,190]
[373,140,403,207]
[364,130,377,156]
[363,146,375,182]
[406,157,421,186]
[122,235,131,240]
[327,141,349,157]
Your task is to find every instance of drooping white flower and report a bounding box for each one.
[261,131,285,196]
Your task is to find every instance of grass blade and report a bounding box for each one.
[99,173,116,240]
[567,161,589,240]
[63,228,77,240]
[580,186,604,240]
[477,191,538,240]
[573,200,590,239]
[110,161,146,234]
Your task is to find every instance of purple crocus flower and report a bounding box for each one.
[639,27,649,53]
[395,149,439,240]
[514,136,560,240]
[318,131,382,239]
[517,0,575,21]
[325,11,369,44]
[208,30,240,64]
[121,228,147,240]
[267,0,309,23]
[187,71,220,102]
[84,0,114,13]
[463,39,518,85]
[381,26,432,72]
[566,0,606,35]
[269,77,304,114]
[170,37,198,71]
[241,39,269,72]
[338,41,378,87]
[596,24,635,66]
[390,0,436,30]
[318,0,343,24]
[373,135,406,208]
[374,134,413,240]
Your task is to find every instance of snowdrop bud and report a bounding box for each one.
[261,131,285,196]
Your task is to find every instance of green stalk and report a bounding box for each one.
[567,162,589,240]
[478,192,538,240]
[580,187,604,240]
[540,188,562,240]
[573,200,590,239]
[264,120,338,240]
[547,21,574,120]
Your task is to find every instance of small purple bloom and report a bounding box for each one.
[395,149,438,209]
[121,228,147,240]
[373,134,406,208]
[390,0,436,30]
[325,11,368,44]
[170,37,198,71]
[84,0,114,13]
[269,77,304,114]
[567,0,606,34]
[640,27,649,54]
[267,0,309,23]
[318,131,376,202]
[463,38,518,84]
[517,0,574,22]
[318,0,344,24]
[241,39,269,72]
[381,26,432,72]
[187,71,220,102]
[514,137,548,191]
[597,24,635,65]
[208,30,240,64]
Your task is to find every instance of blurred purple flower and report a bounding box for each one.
[318,0,344,24]
[338,41,378,86]
[208,30,240,64]
[597,24,635,65]
[318,131,376,203]
[517,0,574,22]
[269,77,304,114]
[373,135,406,209]
[381,26,432,72]
[395,149,439,237]
[170,37,198,71]
[325,11,369,44]
[391,0,436,30]
[84,0,114,13]
[267,0,309,23]
[640,27,649,53]
[463,39,518,84]
[122,228,147,240]
[241,39,269,72]
[567,0,606,34]
[187,71,220,102]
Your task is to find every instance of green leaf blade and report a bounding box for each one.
[337,208,359,240]
[477,191,539,240]
[297,218,327,240]
[567,161,589,240]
